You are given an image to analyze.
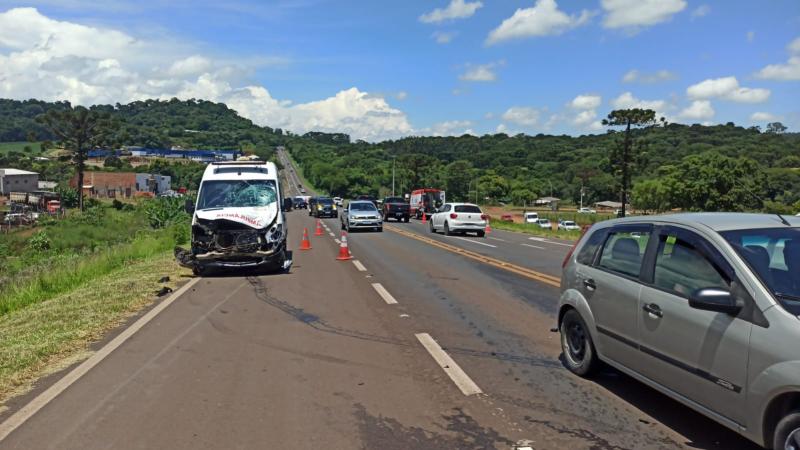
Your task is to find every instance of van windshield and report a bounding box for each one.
[197,180,277,210]
[722,228,800,315]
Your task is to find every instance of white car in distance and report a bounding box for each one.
[430,203,488,237]
[558,220,581,231]
[524,212,539,223]
[578,207,596,214]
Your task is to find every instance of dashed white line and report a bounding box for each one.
[371,283,398,305]
[521,243,545,250]
[446,235,497,248]
[329,232,335,237]
[488,237,507,242]
[334,239,341,244]
[352,260,367,272]
[415,333,483,396]
[529,237,573,247]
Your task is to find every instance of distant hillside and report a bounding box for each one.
[0,98,289,158]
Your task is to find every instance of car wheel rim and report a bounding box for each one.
[563,321,586,365]
[786,428,800,450]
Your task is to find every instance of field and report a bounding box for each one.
[0,141,43,155]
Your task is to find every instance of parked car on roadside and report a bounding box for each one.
[559,220,580,231]
[578,207,596,214]
[524,212,540,223]
[429,203,488,237]
[381,196,410,222]
[536,218,552,229]
[558,213,800,449]
[341,200,382,232]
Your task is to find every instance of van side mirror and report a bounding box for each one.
[689,288,741,315]
[282,198,293,212]
[184,199,195,214]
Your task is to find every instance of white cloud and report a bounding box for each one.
[622,69,677,83]
[501,106,541,127]
[611,92,666,111]
[746,31,755,42]
[395,91,408,101]
[750,112,780,122]
[754,37,800,81]
[459,62,501,82]
[432,31,456,44]
[0,7,413,141]
[570,94,601,110]
[690,4,710,19]
[419,0,483,24]
[679,100,714,121]
[601,0,686,30]
[425,120,475,136]
[686,76,770,103]
[572,110,603,130]
[485,0,592,45]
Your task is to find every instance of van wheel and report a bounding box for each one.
[560,309,600,376]
[192,265,207,277]
[774,412,800,450]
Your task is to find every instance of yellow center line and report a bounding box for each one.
[385,225,562,288]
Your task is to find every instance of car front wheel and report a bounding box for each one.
[560,309,600,376]
[775,412,800,450]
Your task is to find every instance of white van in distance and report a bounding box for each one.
[176,161,293,275]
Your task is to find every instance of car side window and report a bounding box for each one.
[441,204,451,212]
[598,230,651,278]
[577,229,608,265]
[653,234,730,297]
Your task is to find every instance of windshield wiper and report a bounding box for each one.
[198,207,224,211]
[774,292,800,302]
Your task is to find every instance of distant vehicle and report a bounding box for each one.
[300,188,306,194]
[559,220,580,231]
[341,200,382,232]
[501,214,514,222]
[293,196,308,209]
[410,188,445,220]
[355,195,379,207]
[333,197,343,206]
[176,161,292,276]
[536,218,552,229]
[429,203,488,237]
[558,213,800,450]
[524,212,539,223]
[381,196,409,222]
[578,207,596,214]
[309,197,337,218]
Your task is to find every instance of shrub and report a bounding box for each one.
[27,231,51,252]
[139,196,189,229]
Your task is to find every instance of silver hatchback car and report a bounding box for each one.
[558,213,800,449]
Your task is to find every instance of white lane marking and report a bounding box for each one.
[488,237,507,242]
[352,260,367,272]
[529,237,573,247]
[0,276,203,443]
[446,235,497,248]
[521,243,545,250]
[329,232,335,237]
[415,333,483,396]
[371,283,398,305]
[334,239,341,244]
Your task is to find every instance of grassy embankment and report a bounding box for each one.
[0,141,43,156]
[486,209,614,240]
[0,200,190,404]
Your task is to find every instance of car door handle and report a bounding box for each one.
[582,278,596,291]
[642,303,663,318]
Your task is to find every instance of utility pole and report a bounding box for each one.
[391,156,396,197]
[580,184,585,210]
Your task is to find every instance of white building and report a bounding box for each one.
[0,169,39,194]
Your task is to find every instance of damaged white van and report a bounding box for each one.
[176,161,293,275]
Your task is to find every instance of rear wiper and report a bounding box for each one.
[774,292,800,302]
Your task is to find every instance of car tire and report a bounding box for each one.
[774,411,800,450]
[192,265,208,277]
[444,222,452,236]
[560,309,600,377]
[377,227,383,232]
[403,217,409,223]
[429,220,436,233]
[477,231,485,237]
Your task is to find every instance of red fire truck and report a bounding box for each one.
[409,188,445,219]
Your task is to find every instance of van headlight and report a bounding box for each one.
[267,224,284,243]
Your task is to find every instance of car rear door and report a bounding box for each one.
[578,224,652,370]
[636,226,750,425]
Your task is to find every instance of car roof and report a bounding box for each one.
[448,202,480,207]
[349,200,376,205]
[201,161,276,181]
[596,212,800,232]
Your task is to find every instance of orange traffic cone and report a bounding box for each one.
[336,231,353,260]
[314,219,323,236]
[300,228,312,250]
[421,209,427,224]
[484,216,492,235]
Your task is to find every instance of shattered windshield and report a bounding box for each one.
[197,180,277,210]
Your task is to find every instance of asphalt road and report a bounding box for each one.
[0,151,761,449]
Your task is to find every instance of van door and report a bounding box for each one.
[637,226,750,425]
[578,225,652,370]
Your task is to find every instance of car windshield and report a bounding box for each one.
[564,221,576,226]
[384,197,405,203]
[539,219,549,224]
[350,202,377,211]
[455,205,481,213]
[722,227,800,315]
[317,198,333,205]
[197,180,277,209]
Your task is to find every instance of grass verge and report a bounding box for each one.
[0,252,191,405]
[490,220,582,241]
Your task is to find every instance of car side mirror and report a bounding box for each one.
[184,199,195,214]
[689,288,742,315]
[282,198,293,212]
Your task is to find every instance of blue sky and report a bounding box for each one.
[0,0,798,140]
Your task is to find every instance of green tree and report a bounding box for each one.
[602,108,664,217]
[766,122,788,134]
[444,160,474,201]
[631,178,670,213]
[37,107,116,211]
